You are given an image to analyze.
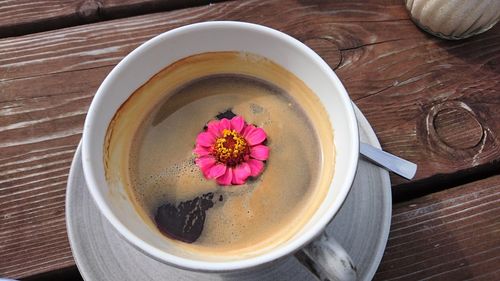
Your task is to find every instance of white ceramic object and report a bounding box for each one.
[406,0,500,39]
[81,21,359,275]
[67,106,392,281]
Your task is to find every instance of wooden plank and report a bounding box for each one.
[9,173,500,281]
[337,25,500,187]
[1,1,498,185]
[0,0,498,278]
[0,0,401,38]
[0,0,216,38]
[11,176,500,281]
[374,175,500,280]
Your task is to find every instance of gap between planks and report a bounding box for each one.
[0,0,226,39]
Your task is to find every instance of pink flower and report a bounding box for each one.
[193,116,269,185]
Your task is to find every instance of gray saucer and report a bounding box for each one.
[66,105,391,281]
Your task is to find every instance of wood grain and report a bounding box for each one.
[375,175,500,281]
[0,0,218,38]
[1,0,498,184]
[337,26,500,187]
[0,0,403,38]
[0,0,498,278]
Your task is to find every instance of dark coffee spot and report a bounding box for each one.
[216,109,236,120]
[154,192,214,243]
[250,103,263,114]
[219,195,223,202]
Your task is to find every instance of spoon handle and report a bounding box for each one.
[360,142,417,180]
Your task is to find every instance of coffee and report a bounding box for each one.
[104,52,335,259]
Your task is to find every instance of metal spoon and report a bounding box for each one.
[360,142,417,180]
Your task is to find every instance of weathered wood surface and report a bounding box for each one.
[375,175,500,281]
[342,28,500,188]
[0,0,217,38]
[2,1,498,186]
[0,0,403,38]
[12,175,500,281]
[0,0,499,279]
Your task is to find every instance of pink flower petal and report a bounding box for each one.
[230,116,245,133]
[250,145,270,161]
[196,132,216,147]
[195,156,216,177]
[206,120,222,137]
[207,164,226,179]
[219,118,231,131]
[247,159,264,177]
[242,125,255,138]
[244,126,267,146]
[232,163,251,185]
[193,144,211,157]
[216,168,233,185]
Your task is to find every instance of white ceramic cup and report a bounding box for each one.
[82,21,359,280]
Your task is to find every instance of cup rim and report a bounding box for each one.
[82,21,359,272]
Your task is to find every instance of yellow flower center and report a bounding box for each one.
[213,129,249,166]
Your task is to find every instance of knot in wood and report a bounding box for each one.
[304,38,341,70]
[433,107,483,150]
[77,0,103,20]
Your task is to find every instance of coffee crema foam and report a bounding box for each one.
[105,52,335,260]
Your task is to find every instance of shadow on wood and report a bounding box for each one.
[20,266,82,281]
[0,0,225,39]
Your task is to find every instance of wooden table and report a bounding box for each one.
[1,0,499,280]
